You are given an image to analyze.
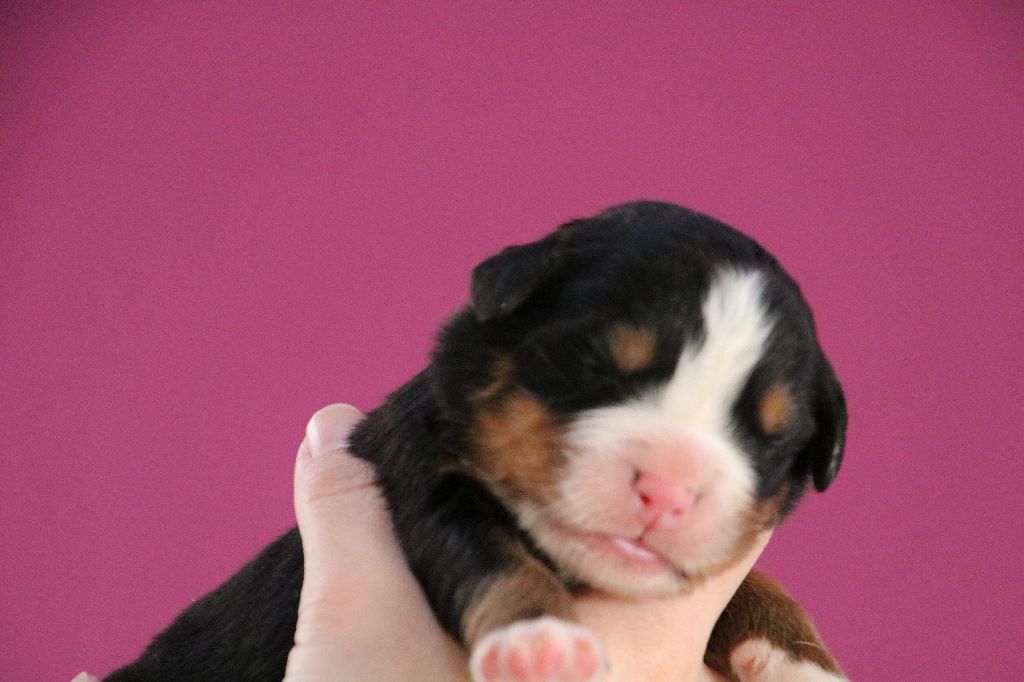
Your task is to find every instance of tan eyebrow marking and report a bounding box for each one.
[608,324,656,373]
[759,383,794,435]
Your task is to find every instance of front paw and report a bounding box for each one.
[469,616,607,682]
[730,638,847,682]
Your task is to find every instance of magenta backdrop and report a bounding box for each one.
[2,2,1022,680]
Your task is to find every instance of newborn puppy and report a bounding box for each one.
[107,201,847,682]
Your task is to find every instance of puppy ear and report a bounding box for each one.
[803,356,847,492]
[470,237,564,321]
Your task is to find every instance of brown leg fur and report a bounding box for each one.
[705,571,843,681]
[461,552,577,648]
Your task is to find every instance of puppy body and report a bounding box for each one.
[107,202,846,681]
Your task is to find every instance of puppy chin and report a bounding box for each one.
[576,560,685,598]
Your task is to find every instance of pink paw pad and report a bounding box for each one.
[469,616,607,682]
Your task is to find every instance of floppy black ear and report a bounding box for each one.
[803,356,847,492]
[470,236,565,321]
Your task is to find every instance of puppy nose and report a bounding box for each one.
[634,471,696,530]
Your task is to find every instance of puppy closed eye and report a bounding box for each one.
[515,330,626,404]
[519,335,606,381]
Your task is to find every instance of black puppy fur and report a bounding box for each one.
[107,201,846,681]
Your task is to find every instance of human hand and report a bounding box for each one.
[283,404,771,682]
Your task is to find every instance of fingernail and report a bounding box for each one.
[306,404,360,457]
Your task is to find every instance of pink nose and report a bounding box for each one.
[634,471,696,530]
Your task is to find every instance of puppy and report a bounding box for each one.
[107,201,847,681]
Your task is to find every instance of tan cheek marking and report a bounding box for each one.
[759,383,794,435]
[461,553,575,646]
[609,324,656,373]
[748,479,792,530]
[471,390,566,502]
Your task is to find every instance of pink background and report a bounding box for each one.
[2,2,1022,680]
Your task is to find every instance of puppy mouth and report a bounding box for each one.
[546,521,675,573]
[602,535,668,565]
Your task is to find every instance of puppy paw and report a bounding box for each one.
[469,616,607,682]
[730,638,847,682]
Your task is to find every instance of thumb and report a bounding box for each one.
[287,405,469,681]
[296,403,373,508]
[294,404,395,590]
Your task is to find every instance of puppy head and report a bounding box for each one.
[435,201,846,597]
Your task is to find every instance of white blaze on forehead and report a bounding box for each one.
[663,268,773,432]
[563,267,774,459]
